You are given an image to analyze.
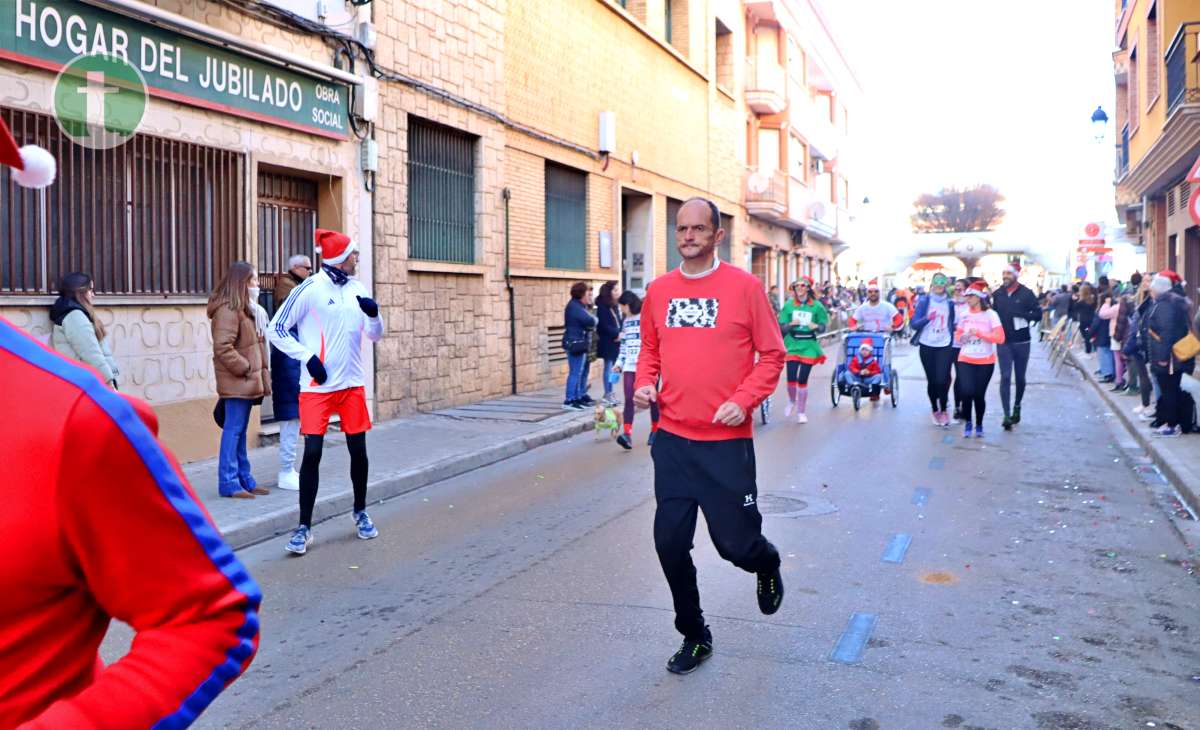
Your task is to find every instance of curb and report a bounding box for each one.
[220,414,592,550]
[1067,348,1200,517]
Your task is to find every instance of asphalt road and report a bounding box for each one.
[170,343,1198,730]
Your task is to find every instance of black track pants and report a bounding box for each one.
[651,430,781,642]
[996,341,1031,417]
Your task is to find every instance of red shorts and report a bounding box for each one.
[299,387,372,436]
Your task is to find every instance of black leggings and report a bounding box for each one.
[919,345,955,412]
[957,362,994,428]
[299,432,369,528]
[996,342,1031,416]
[951,349,963,413]
[786,361,814,385]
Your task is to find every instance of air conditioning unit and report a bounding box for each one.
[813,158,826,175]
[599,111,616,153]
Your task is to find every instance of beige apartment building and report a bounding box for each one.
[1112,0,1200,297]
[0,0,865,461]
[742,0,861,303]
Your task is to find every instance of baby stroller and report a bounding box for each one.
[831,332,899,411]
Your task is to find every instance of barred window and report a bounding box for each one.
[545,162,587,270]
[0,107,244,296]
[408,117,476,264]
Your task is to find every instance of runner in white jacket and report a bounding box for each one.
[268,229,384,556]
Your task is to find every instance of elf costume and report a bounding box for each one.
[777,281,829,420]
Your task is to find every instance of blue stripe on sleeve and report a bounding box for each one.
[0,321,262,729]
[273,275,317,340]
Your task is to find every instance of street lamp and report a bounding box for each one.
[1091,106,1109,142]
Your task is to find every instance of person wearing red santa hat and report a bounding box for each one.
[991,261,1041,430]
[955,281,1006,438]
[269,228,384,555]
[0,120,261,728]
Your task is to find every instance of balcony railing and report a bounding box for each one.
[746,169,788,217]
[745,55,786,115]
[1165,24,1200,116]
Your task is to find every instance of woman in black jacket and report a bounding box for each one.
[1144,274,1195,435]
[595,280,622,404]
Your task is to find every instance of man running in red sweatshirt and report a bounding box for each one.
[634,197,787,675]
[0,317,261,728]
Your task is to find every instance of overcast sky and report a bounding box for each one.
[824,0,1117,262]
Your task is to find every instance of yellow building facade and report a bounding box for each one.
[1113,0,1200,295]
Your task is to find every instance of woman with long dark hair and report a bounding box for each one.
[595,280,622,405]
[50,272,119,389]
[954,282,1005,438]
[1074,283,1097,354]
[208,261,271,499]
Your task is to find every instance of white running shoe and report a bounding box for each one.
[277,469,300,491]
[784,401,795,418]
[1132,405,1143,414]
[797,413,808,424]
[1139,411,1157,422]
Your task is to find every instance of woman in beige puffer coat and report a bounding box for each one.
[208,261,271,499]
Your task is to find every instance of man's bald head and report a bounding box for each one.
[681,197,721,231]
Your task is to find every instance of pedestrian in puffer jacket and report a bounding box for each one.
[49,272,119,389]
[208,261,271,499]
[1144,274,1195,435]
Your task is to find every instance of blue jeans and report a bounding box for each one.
[218,398,257,496]
[565,353,590,402]
[1097,346,1115,378]
[602,357,618,397]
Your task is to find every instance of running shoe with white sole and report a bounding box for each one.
[277,469,300,491]
[796,413,808,424]
[354,510,379,539]
[285,525,313,555]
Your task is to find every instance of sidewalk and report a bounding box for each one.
[1068,346,1200,516]
[188,383,594,549]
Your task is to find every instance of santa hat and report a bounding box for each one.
[964,280,989,298]
[315,228,357,265]
[859,338,874,349]
[794,275,814,288]
[1004,261,1021,276]
[0,116,56,189]
[866,279,880,291]
[1158,269,1182,285]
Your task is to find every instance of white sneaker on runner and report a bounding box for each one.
[797,413,808,424]
[784,402,794,418]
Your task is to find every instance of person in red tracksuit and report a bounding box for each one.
[0,318,261,729]
[634,197,786,675]
[0,116,259,729]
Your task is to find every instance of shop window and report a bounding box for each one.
[0,107,243,296]
[408,117,477,264]
[545,162,588,270]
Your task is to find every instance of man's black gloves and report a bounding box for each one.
[356,296,379,318]
[306,356,328,385]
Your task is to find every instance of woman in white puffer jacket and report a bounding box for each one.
[49,272,119,389]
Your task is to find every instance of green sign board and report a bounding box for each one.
[1,0,351,139]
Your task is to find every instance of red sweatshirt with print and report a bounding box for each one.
[0,318,261,729]
[635,262,785,440]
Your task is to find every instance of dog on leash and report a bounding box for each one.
[593,404,621,439]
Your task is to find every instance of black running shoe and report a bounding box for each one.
[666,629,713,675]
[579,396,597,407]
[616,433,632,450]
[1002,416,1013,431]
[1011,404,1021,424]
[757,568,784,615]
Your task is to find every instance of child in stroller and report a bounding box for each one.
[843,339,884,401]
